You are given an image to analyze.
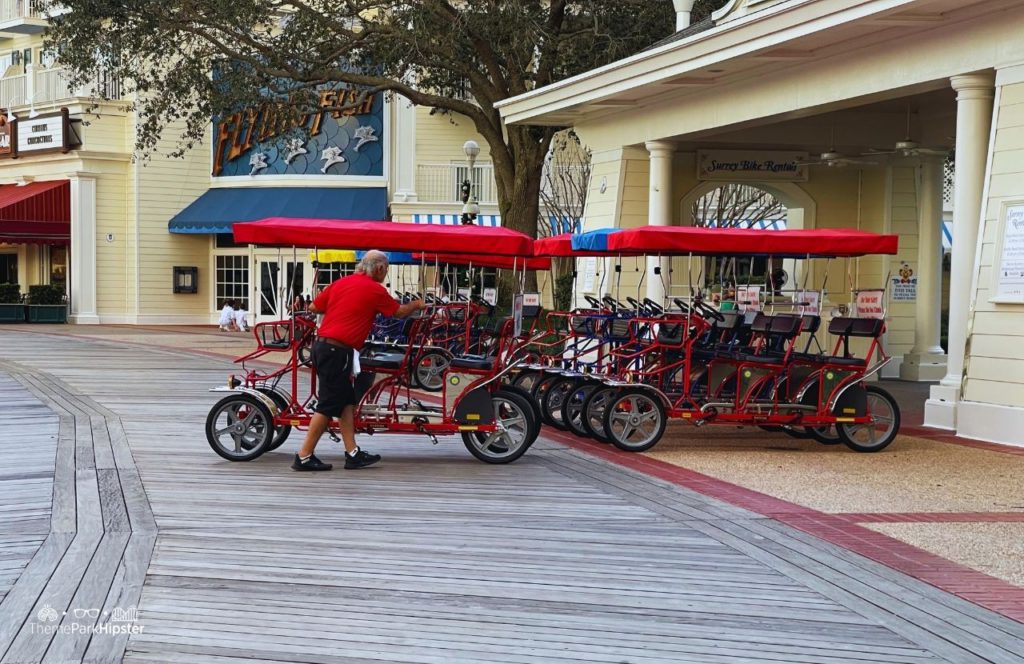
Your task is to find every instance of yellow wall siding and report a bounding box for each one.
[415,107,491,164]
[93,164,130,313]
[135,122,213,316]
[964,81,1024,406]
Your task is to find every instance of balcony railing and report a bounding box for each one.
[416,163,499,205]
[0,0,42,22]
[1,67,122,108]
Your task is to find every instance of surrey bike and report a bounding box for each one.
[204,218,541,464]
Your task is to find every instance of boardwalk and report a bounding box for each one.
[0,329,1022,663]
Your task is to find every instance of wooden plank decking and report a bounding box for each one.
[0,329,1022,663]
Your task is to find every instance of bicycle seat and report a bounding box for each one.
[450,355,495,370]
[360,352,406,369]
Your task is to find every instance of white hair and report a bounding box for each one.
[356,250,389,275]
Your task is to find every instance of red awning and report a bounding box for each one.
[533,233,576,257]
[233,218,535,257]
[607,226,898,257]
[414,252,552,270]
[0,180,71,245]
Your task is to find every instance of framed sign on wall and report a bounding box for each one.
[991,201,1024,303]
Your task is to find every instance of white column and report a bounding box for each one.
[69,175,99,324]
[901,156,947,381]
[925,72,995,428]
[645,140,674,305]
[673,0,696,30]
[392,97,418,202]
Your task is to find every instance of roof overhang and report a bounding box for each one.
[497,0,1000,128]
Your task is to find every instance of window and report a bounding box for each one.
[0,253,16,284]
[49,246,66,285]
[314,262,355,291]
[215,255,249,310]
[215,233,247,249]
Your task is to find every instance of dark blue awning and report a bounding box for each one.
[168,187,387,234]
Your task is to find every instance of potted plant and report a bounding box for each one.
[26,284,68,323]
[0,284,23,323]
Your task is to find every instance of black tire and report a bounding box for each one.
[256,387,292,451]
[541,377,578,430]
[562,381,599,438]
[807,425,843,445]
[581,386,620,443]
[411,348,449,392]
[530,373,561,403]
[205,393,274,462]
[603,388,667,453]
[781,426,812,440]
[838,385,901,453]
[462,389,537,464]
[511,370,542,394]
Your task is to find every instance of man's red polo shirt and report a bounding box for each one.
[313,273,399,349]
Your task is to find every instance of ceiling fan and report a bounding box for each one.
[796,127,878,168]
[864,104,950,158]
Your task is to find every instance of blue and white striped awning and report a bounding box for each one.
[412,214,501,227]
[942,221,952,252]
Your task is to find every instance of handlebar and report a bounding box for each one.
[584,295,602,309]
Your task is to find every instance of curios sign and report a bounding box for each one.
[698,150,808,182]
[0,108,82,159]
[212,84,384,178]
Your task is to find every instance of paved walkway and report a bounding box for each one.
[0,328,1022,663]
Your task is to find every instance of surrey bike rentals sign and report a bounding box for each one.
[698,150,808,182]
[212,84,384,178]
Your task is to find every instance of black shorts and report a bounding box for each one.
[312,340,356,417]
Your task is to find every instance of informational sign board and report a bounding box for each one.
[17,115,64,153]
[736,285,762,312]
[995,204,1024,302]
[697,150,809,182]
[457,287,471,301]
[855,289,886,319]
[0,108,80,159]
[795,290,820,315]
[522,292,541,308]
[582,257,597,292]
[482,287,497,306]
[890,262,917,302]
[512,294,524,337]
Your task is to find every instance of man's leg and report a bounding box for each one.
[338,405,357,454]
[298,413,330,458]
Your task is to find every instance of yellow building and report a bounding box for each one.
[0,6,502,325]
[499,0,1024,447]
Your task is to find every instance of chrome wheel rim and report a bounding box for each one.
[471,397,529,459]
[566,385,596,431]
[546,381,574,425]
[607,394,662,448]
[415,352,449,390]
[210,400,271,458]
[844,393,896,448]
[585,389,615,434]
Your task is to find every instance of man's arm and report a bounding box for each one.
[393,299,426,318]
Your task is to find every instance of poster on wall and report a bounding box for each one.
[855,289,886,319]
[211,83,385,178]
[795,290,820,315]
[736,285,762,312]
[890,262,918,302]
[582,257,597,292]
[995,204,1024,302]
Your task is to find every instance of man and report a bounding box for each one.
[293,250,425,471]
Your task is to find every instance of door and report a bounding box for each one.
[255,257,306,323]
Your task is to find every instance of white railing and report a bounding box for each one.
[0,0,42,21]
[416,163,499,205]
[0,67,122,108]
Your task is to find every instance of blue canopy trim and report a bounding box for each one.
[168,186,388,234]
[356,250,418,265]
[572,228,621,252]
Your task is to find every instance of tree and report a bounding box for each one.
[538,129,591,298]
[44,0,727,242]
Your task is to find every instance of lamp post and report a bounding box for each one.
[460,139,480,225]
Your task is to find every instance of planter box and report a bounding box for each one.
[26,305,68,324]
[0,303,24,323]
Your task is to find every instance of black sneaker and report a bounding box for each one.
[291,454,333,471]
[344,449,381,469]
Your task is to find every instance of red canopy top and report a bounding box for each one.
[233,218,535,256]
[533,234,575,257]
[414,252,552,270]
[607,226,898,257]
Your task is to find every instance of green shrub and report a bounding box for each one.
[0,284,22,304]
[27,284,67,305]
[554,272,575,312]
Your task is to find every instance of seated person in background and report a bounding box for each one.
[234,302,251,332]
[219,300,237,332]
